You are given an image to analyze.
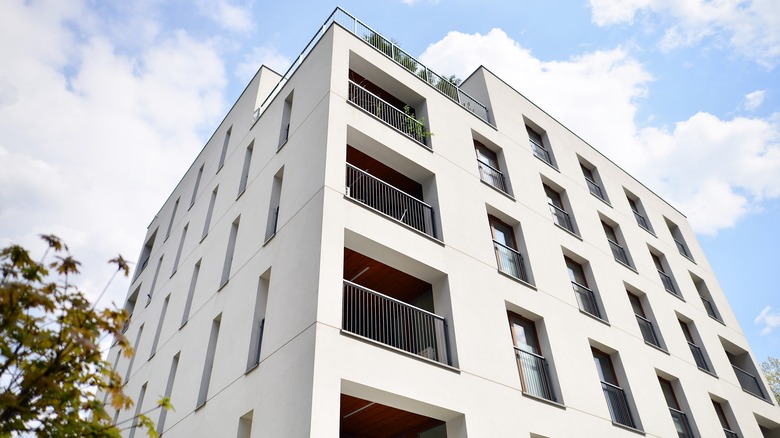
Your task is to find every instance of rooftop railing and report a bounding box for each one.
[493,241,528,282]
[514,347,556,402]
[345,164,436,238]
[477,159,507,193]
[572,281,601,319]
[669,407,694,438]
[348,80,428,147]
[635,314,660,347]
[342,280,450,365]
[253,8,491,125]
[549,203,574,233]
[732,365,768,400]
[601,381,636,428]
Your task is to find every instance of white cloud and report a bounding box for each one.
[756,305,780,335]
[419,29,780,235]
[236,44,291,82]
[588,0,780,67]
[197,0,254,33]
[744,90,766,111]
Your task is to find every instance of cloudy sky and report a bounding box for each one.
[1,0,778,361]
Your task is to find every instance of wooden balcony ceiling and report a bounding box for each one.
[340,394,444,438]
[347,146,423,200]
[344,248,431,305]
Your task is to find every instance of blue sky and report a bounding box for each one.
[0,0,778,362]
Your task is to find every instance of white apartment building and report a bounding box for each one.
[107,8,780,437]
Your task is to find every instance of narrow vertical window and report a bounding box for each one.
[602,221,630,266]
[190,164,203,208]
[172,223,188,276]
[628,292,661,348]
[237,141,254,197]
[489,216,528,282]
[247,272,270,371]
[544,184,575,233]
[157,353,180,435]
[220,216,241,288]
[147,255,164,302]
[197,314,221,407]
[128,382,147,438]
[122,286,140,333]
[652,252,679,297]
[565,257,602,319]
[181,260,201,327]
[508,312,556,401]
[134,229,157,279]
[592,348,636,429]
[474,140,507,193]
[712,400,739,437]
[580,162,607,202]
[691,273,721,321]
[265,168,284,241]
[679,319,711,373]
[279,91,294,148]
[165,198,180,240]
[149,294,170,359]
[237,411,253,438]
[665,218,693,261]
[218,126,232,171]
[124,324,144,383]
[526,125,554,166]
[626,191,653,233]
[658,377,695,437]
[202,186,218,240]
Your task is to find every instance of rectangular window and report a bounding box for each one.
[181,260,201,327]
[679,319,711,373]
[237,141,254,197]
[508,312,556,402]
[279,92,293,148]
[652,252,679,297]
[172,223,188,276]
[526,125,554,166]
[712,400,739,438]
[592,348,636,429]
[190,164,203,208]
[724,344,770,401]
[149,294,170,359]
[544,184,575,234]
[626,191,653,233]
[220,216,240,288]
[202,186,218,240]
[691,273,721,321]
[475,140,507,193]
[565,257,602,319]
[218,126,232,171]
[237,411,254,438]
[128,382,147,438]
[666,218,694,261]
[197,314,221,407]
[122,286,140,334]
[157,353,179,435]
[246,273,270,371]
[265,168,284,241]
[658,377,695,438]
[165,198,180,240]
[489,215,528,282]
[581,162,607,202]
[602,221,630,266]
[628,292,661,348]
[148,255,164,303]
[134,229,157,280]
[124,324,144,383]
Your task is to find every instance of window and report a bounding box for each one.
[581,162,607,202]
[149,294,170,359]
[279,91,293,148]
[124,324,144,383]
[218,126,232,171]
[134,229,157,280]
[190,164,203,208]
[171,223,188,275]
[237,411,254,438]
[565,257,602,319]
[626,191,653,233]
[658,377,695,438]
[164,197,180,241]
[246,272,270,371]
[489,216,528,282]
[679,319,712,373]
[592,348,636,429]
[508,312,556,402]
[712,400,739,438]
[220,216,240,288]
[237,141,254,197]
[157,353,180,435]
[180,260,201,327]
[652,252,680,297]
[265,168,284,242]
[197,314,222,408]
[147,255,164,303]
[202,186,218,240]
[122,286,140,334]
[474,140,507,193]
[722,341,771,401]
[628,292,661,349]
[666,218,694,261]
[128,382,147,438]
[544,184,575,234]
[602,220,630,267]
[691,273,721,321]
[526,125,554,166]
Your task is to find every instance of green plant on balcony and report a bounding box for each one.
[403,105,433,140]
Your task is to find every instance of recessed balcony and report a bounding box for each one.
[340,394,447,438]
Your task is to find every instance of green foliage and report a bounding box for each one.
[762,356,780,404]
[403,105,433,140]
[0,235,166,437]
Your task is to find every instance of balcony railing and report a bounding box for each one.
[514,347,556,402]
[723,428,739,438]
[632,210,650,231]
[586,178,605,200]
[669,407,694,438]
[348,81,428,147]
[608,240,629,265]
[700,296,719,320]
[675,239,691,259]
[572,282,601,319]
[688,342,710,372]
[345,164,436,238]
[530,139,552,165]
[342,280,450,365]
[494,241,528,282]
[658,270,677,295]
[732,365,767,400]
[635,314,660,347]
[549,203,574,233]
[477,159,507,193]
[601,381,636,428]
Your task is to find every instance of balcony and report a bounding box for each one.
[348,80,429,148]
[530,139,552,165]
[658,270,677,295]
[493,240,528,282]
[601,381,636,428]
[669,407,694,438]
[700,295,719,320]
[586,178,605,200]
[514,347,556,402]
[608,239,629,265]
[635,314,660,348]
[340,394,447,438]
[549,203,574,233]
[687,342,710,372]
[345,163,435,238]
[572,281,601,319]
[477,159,508,193]
[633,210,650,231]
[732,365,768,400]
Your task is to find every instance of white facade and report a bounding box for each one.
[108,8,780,437]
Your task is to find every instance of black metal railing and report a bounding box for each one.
[549,203,574,233]
[669,407,694,438]
[608,240,629,265]
[477,159,507,193]
[515,348,556,402]
[635,314,660,347]
[586,178,605,200]
[530,139,552,165]
[688,342,710,371]
[348,81,428,147]
[700,296,719,320]
[732,365,767,400]
[658,270,677,295]
[342,280,450,365]
[345,164,436,238]
[494,241,527,282]
[675,239,691,259]
[601,381,636,428]
[723,428,739,438]
[633,210,650,231]
[572,282,601,319]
